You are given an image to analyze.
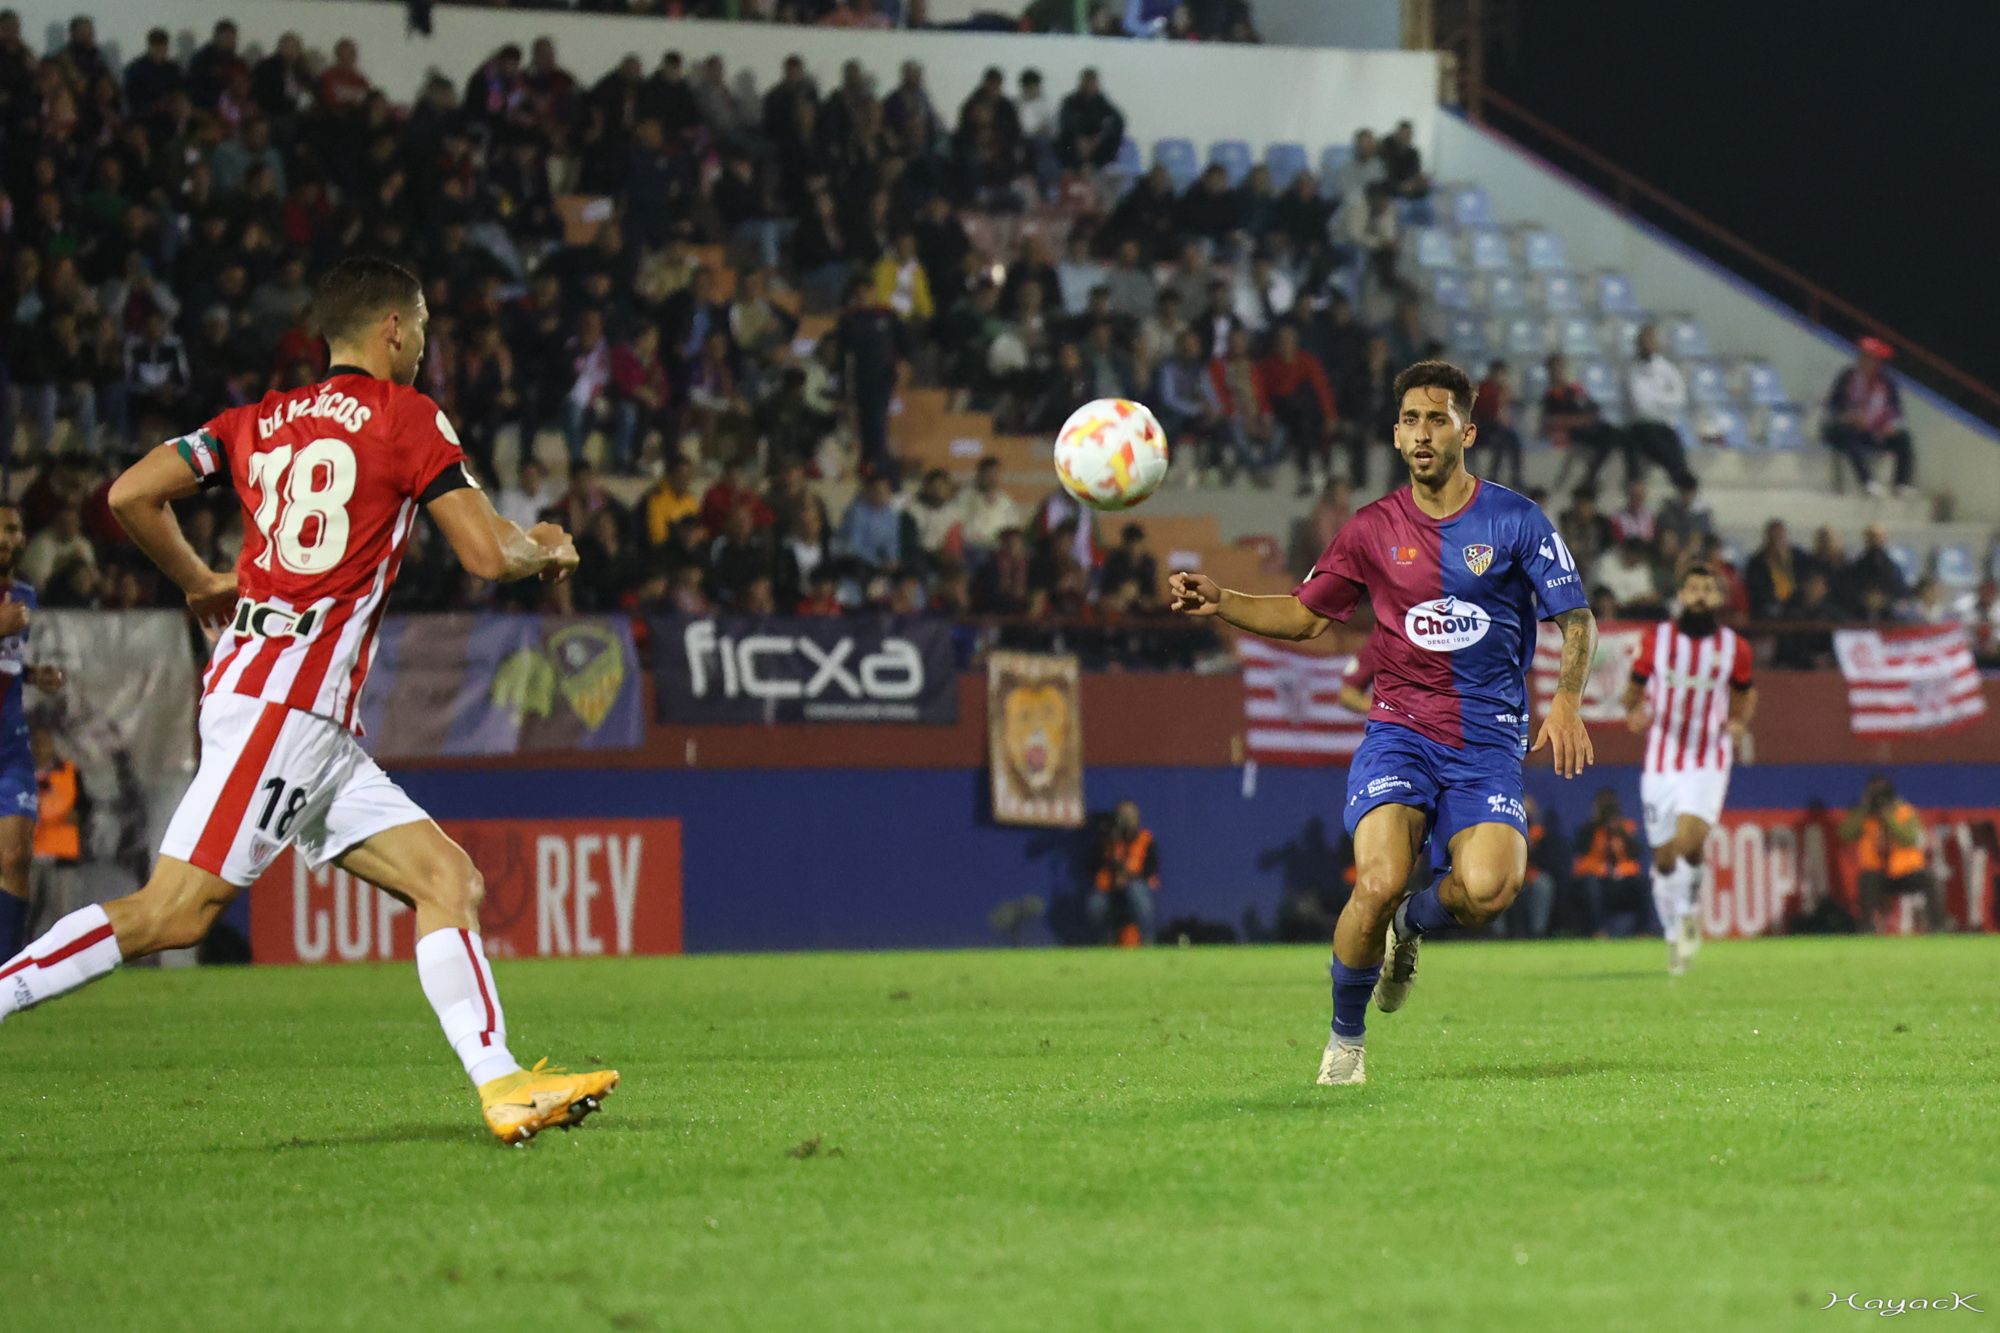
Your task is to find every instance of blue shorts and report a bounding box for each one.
[1343,723,1528,870]
[0,761,35,820]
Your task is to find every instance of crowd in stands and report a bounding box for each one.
[1,11,1992,665]
[387,0,1260,44]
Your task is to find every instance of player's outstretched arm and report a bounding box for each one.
[108,443,237,628]
[1532,605,1597,778]
[1167,571,1329,641]
[427,487,578,584]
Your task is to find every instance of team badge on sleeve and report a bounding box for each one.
[1462,543,1494,576]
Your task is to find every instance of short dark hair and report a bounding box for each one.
[1391,358,1475,420]
[1680,562,1715,582]
[310,256,421,344]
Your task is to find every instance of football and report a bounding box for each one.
[1052,398,1170,511]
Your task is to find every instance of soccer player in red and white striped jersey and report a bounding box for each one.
[0,258,617,1143]
[1621,564,1757,974]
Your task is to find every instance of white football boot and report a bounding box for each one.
[1316,1039,1367,1086]
[1373,911,1420,1013]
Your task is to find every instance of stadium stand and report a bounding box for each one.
[1,5,1995,663]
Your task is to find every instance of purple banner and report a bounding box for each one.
[359,614,642,760]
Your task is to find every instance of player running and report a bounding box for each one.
[0,501,67,961]
[0,258,618,1144]
[1169,360,1597,1085]
[1622,564,1756,975]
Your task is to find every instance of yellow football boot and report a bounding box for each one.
[478,1058,620,1145]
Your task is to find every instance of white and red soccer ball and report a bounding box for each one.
[1052,398,1170,512]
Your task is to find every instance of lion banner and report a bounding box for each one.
[987,651,1085,828]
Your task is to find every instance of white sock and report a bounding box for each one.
[0,904,124,1021]
[1651,863,1689,940]
[415,928,521,1087]
[1680,861,1704,931]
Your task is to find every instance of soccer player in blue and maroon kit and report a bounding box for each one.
[1170,360,1598,1085]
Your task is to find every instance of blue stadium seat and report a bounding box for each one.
[1687,360,1730,407]
[1936,544,1980,588]
[1599,312,1653,361]
[1593,271,1640,313]
[1577,360,1622,417]
[1443,311,1490,361]
[1733,358,1788,406]
[1534,271,1584,314]
[1439,182,1493,227]
[1110,136,1142,182]
[1465,227,1512,272]
[1495,314,1546,357]
[1518,359,1551,408]
[1424,269,1473,311]
[1264,142,1309,191]
[1887,544,1921,587]
[1408,226,1458,271]
[1478,270,1529,312]
[1551,315,1601,357]
[1152,137,1199,191]
[1759,403,1807,449]
[1663,314,1711,359]
[1208,139,1253,187]
[1696,405,1751,450]
[1516,227,1567,272]
[1317,144,1352,196]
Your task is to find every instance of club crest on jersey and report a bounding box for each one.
[1462,543,1494,576]
[1388,543,1420,566]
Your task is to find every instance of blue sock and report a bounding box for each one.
[1398,882,1458,938]
[0,891,25,960]
[1330,958,1380,1043]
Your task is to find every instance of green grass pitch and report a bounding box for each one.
[3,937,1995,1331]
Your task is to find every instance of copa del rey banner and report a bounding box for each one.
[1531,620,1647,724]
[1832,625,1986,735]
[1698,808,1994,938]
[250,818,683,963]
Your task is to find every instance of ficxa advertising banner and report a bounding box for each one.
[652,615,958,724]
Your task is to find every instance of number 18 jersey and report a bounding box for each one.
[176,368,473,733]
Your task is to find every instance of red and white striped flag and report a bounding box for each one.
[1833,626,1986,735]
[1237,638,1366,762]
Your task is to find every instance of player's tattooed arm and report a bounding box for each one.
[1532,606,1597,778]
[1552,606,1597,700]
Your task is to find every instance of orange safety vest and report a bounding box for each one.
[34,761,79,862]
[1574,818,1640,878]
[1096,828,1158,892]
[1856,802,1926,878]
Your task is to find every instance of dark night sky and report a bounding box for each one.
[1485,0,2000,393]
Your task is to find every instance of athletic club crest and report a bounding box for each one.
[1462,543,1494,576]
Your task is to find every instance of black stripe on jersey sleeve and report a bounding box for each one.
[419,462,476,506]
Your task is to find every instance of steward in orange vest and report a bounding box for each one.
[1089,801,1159,947]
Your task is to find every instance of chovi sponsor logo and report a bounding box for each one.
[1403,597,1493,652]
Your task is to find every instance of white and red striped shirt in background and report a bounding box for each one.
[1631,622,1754,774]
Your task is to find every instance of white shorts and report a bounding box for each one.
[1640,767,1731,847]
[160,694,430,887]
